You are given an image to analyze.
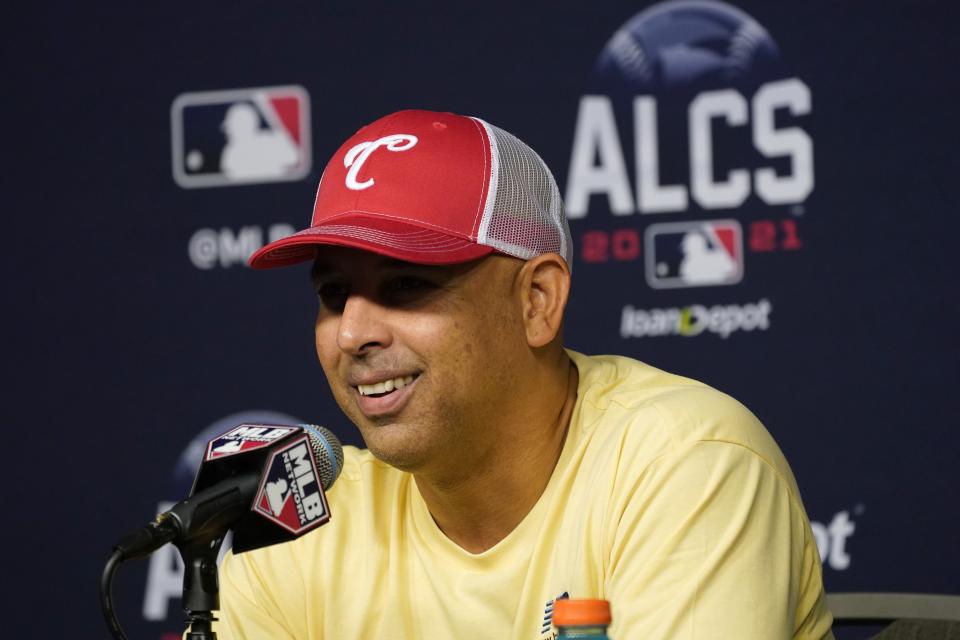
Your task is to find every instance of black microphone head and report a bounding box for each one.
[299,424,344,490]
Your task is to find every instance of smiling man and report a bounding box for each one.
[218,110,834,639]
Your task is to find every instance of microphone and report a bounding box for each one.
[113,423,344,560]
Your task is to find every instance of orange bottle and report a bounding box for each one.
[552,598,612,638]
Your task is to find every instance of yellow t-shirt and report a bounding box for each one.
[216,351,833,639]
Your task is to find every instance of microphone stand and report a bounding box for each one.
[178,532,227,640]
[170,473,258,639]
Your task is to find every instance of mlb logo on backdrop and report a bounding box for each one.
[644,220,744,289]
[171,85,311,188]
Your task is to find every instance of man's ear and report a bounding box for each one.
[517,253,571,348]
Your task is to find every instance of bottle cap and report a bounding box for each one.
[552,598,612,626]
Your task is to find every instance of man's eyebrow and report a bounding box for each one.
[310,262,336,279]
[311,257,436,277]
[380,258,430,270]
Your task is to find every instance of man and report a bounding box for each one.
[218,109,833,639]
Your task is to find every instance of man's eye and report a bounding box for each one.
[317,282,349,310]
[387,277,430,293]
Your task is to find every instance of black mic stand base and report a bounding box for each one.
[184,612,217,640]
[178,533,227,640]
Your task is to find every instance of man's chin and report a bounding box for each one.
[365,443,429,473]
[357,422,431,472]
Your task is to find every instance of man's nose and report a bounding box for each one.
[337,294,391,355]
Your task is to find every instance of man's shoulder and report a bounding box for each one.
[569,350,785,468]
[571,350,717,409]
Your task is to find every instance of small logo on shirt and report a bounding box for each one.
[541,591,569,637]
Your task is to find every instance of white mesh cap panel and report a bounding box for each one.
[472,119,573,270]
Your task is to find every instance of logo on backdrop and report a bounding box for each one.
[566,0,813,337]
[187,223,296,270]
[645,219,743,288]
[621,298,770,339]
[141,410,303,631]
[811,507,861,571]
[171,85,311,188]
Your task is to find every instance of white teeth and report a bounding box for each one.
[358,375,417,396]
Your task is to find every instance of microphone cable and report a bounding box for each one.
[100,548,129,640]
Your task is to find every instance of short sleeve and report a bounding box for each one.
[605,440,833,639]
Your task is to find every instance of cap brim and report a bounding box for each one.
[248,215,494,269]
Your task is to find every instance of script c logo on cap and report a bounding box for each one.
[343,134,419,191]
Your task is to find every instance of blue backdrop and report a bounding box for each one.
[7,1,958,638]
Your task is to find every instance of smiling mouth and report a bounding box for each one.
[356,374,419,398]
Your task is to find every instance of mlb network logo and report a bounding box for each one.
[171,85,311,188]
[254,436,330,535]
[205,424,297,460]
[645,220,743,289]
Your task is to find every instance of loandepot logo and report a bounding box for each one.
[811,508,859,571]
[620,298,771,338]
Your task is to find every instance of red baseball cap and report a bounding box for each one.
[248,109,572,269]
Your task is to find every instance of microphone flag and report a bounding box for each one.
[192,424,333,554]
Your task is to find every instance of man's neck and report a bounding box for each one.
[414,356,579,554]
